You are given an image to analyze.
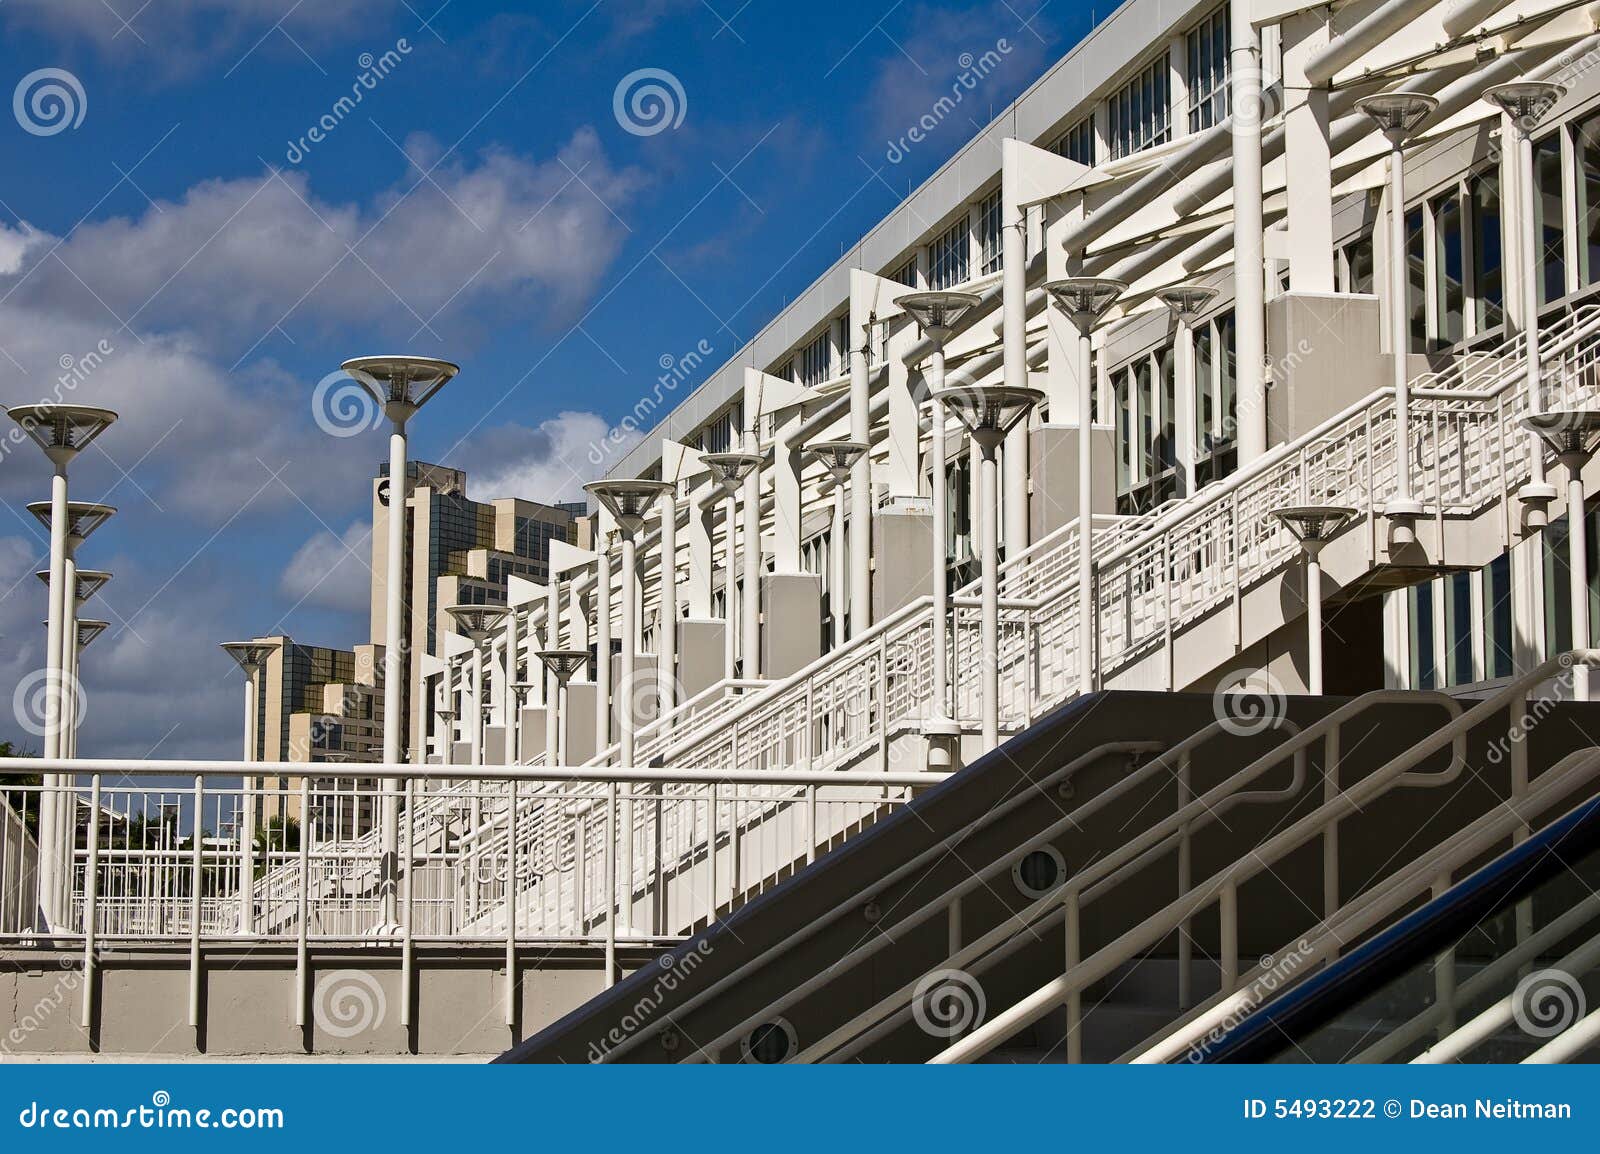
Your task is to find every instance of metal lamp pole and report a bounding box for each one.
[897,291,981,730]
[1486,82,1568,527]
[341,355,459,927]
[701,453,763,678]
[221,640,281,933]
[7,404,117,927]
[1269,507,1358,694]
[804,441,869,652]
[1523,411,1600,701]
[1043,279,1127,695]
[537,650,590,766]
[935,385,1045,749]
[1355,93,1439,547]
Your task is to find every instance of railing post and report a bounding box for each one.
[1219,880,1238,991]
[402,776,415,1029]
[877,631,890,772]
[1065,888,1082,1064]
[604,781,617,989]
[80,773,101,1029]
[1176,757,1192,1010]
[805,784,817,865]
[188,774,203,1031]
[295,777,309,1029]
[505,780,518,1030]
[1433,869,1457,1038]
[706,784,718,929]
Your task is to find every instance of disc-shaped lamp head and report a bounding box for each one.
[7,404,118,468]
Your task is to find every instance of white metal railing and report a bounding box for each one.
[0,761,947,963]
[257,303,1600,951]
[927,651,1600,1064]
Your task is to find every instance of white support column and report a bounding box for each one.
[503,609,519,765]
[849,274,874,637]
[595,530,613,755]
[724,491,738,679]
[1002,141,1031,556]
[1282,12,1336,292]
[470,644,485,767]
[1174,318,1198,496]
[741,456,761,676]
[774,412,804,571]
[658,483,679,714]
[1230,3,1268,463]
[885,327,921,499]
[39,464,67,927]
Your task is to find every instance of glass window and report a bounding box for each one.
[1341,232,1374,294]
[1443,571,1472,686]
[928,219,969,289]
[1186,5,1230,133]
[1534,131,1565,305]
[798,329,832,387]
[1408,584,1436,690]
[890,258,917,287]
[1471,171,1503,331]
[1109,56,1172,159]
[1576,112,1600,287]
[1483,553,1513,680]
[1433,189,1464,346]
[1053,118,1094,166]
[1406,208,1427,352]
[978,189,1003,276]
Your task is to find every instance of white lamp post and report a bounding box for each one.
[537,650,590,766]
[1158,284,1220,498]
[1523,411,1600,701]
[584,480,674,768]
[1486,82,1567,528]
[1355,92,1439,547]
[897,291,981,735]
[936,384,1045,749]
[341,355,458,926]
[8,404,117,928]
[445,604,509,766]
[36,565,111,759]
[701,452,764,678]
[435,708,456,767]
[509,683,536,765]
[1043,278,1127,695]
[1269,506,1357,694]
[221,640,280,933]
[805,441,869,650]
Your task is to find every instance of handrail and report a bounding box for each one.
[589,739,1163,1063]
[1165,770,1600,1063]
[1128,744,1600,1063]
[794,690,1462,1063]
[692,718,1305,1064]
[929,651,1600,1063]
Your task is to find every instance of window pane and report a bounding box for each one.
[1471,171,1503,330]
[1577,113,1600,286]
[1484,553,1513,679]
[1534,132,1565,306]
[1433,191,1464,346]
[1406,208,1427,352]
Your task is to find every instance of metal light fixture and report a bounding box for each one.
[1523,410,1600,700]
[805,440,869,648]
[1270,506,1358,695]
[701,452,764,677]
[537,649,590,766]
[936,385,1045,748]
[221,639,279,937]
[341,355,460,926]
[1159,284,1220,500]
[1486,81,1567,528]
[509,683,537,765]
[8,403,117,930]
[35,565,110,761]
[899,292,981,741]
[445,603,509,768]
[1157,284,1218,322]
[1045,279,1127,697]
[1355,93,1438,546]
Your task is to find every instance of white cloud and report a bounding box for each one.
[280,520,373,614]
[459,410,639,504]
[3,130,639,351]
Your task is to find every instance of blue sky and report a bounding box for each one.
[0,0,1081,758]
